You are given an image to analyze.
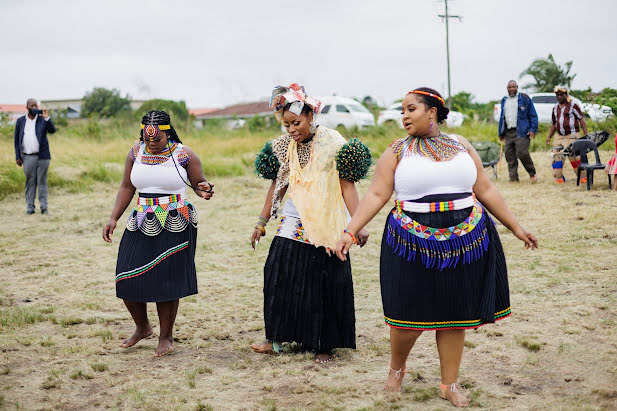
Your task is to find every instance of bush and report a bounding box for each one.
[136,99,189,123]
[81,87,131,118]
[247,115,266,132]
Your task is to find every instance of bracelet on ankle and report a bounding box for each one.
[343,229,358,244]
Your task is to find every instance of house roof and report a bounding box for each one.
[201,101,271,118]
[0,104,27,113]
[189,108,219,118]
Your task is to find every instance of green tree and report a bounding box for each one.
[81,87,131,118]
[136,99,189,123]
[520,54,576,92]
[450,91,475,114]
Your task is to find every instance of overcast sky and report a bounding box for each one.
[2,0,616,108]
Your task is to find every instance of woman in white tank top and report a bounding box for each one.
[102,110,214,357]
[335,88,537,407]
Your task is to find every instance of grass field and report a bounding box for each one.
[1,123,616,409]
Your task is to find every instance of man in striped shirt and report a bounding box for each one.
[546,86,588,184]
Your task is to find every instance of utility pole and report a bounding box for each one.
[438,0,461,108]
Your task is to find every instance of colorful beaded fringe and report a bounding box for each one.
[384,307,511,330]
[389,134,467,161]
[115,241,189,283]
[386,199,489,270]
[126,198,198,236]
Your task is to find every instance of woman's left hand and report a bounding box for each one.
[513,226,538,250]
[197,181,214,200]
[357,228,369,247]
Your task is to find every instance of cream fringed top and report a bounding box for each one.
[271,127,348,249]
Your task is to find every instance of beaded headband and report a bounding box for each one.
[141,124,171,141]
[408,90,445,106]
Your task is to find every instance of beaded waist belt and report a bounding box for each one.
[137,194,181,206]
[395,195,474,213]
[275,215,310,244]
[127,195,198,236]
[386,197,490,271]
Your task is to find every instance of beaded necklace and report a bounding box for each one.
[390,134,467,162]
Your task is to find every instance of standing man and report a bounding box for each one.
[498,80,538,183]
[14,98,56,214]
[546,86,588,184]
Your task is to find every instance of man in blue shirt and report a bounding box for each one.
[498,80,538,182]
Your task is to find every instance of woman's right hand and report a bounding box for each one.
[335,234,354,261]
[251,228,265,250]
[103,219,117,243]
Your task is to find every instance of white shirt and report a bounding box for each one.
[504,94,518,129]
[22,115,40,154]
[394,136,477,201]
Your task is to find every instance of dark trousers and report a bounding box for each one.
[503,128,536,181]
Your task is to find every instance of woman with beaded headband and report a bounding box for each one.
[102,110,214,357]
[250,83,372,363]
[335,88,537,406]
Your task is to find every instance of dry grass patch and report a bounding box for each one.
[0,149,616,409]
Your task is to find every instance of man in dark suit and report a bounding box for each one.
[14,98,56,214]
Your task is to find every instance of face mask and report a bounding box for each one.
[28,108,40,116]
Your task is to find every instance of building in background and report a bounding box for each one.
[193,101,271,129]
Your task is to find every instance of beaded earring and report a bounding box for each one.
[430,119,434,132]
[309,120,317,134]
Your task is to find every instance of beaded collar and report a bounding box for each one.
[144,142,177,156]
[390,134,467,162]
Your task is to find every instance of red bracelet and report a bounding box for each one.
[343,229,358,244]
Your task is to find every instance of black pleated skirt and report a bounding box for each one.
[263,236,356,352]
[380,196,509,331]
[115,217,198,303]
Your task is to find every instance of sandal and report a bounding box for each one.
[384,367,406,392]
[439,382,470,408]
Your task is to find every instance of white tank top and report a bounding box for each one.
[130,142,189,196]
[394,136,477,200]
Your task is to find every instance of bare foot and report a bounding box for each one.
[154,337,174,357]
[120,325,153,348]
[440,383,470,408]
[384,367,406,392]
[314,353,332,364]
[250,341,273,354]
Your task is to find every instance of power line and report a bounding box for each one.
[438,0,461,108]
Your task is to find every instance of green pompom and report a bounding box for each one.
[255,141,280,180]
[336,138,372,182]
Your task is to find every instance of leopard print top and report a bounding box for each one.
[270,134,314,217]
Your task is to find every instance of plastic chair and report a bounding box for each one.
[471,141,501,179]
[571,140,612,190]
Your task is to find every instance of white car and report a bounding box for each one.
[314,96,375,129]
[493,92,614,123]
[377,102,465,128]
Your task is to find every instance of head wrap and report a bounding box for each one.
[554,86,572,103]
[270,83,322,123]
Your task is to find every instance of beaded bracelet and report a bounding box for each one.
[255,225,266,235]
[343,229,358,245]
[256,215,269,227]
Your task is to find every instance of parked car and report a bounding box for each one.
[377,102,465,128]
[314,96,375,129]
[493,92,614,123]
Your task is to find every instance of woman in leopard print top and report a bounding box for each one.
[249,84,371,363]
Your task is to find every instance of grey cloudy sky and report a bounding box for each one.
[2,0,616,108]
